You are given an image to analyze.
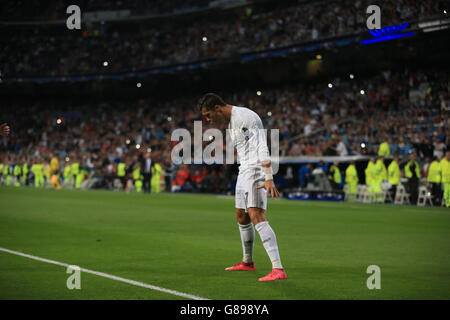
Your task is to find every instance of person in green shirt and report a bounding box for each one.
[387,154,401,201]
[328,161,342,190]
[365,157,379,195]
[31,158,44,188]
[427,156,441,206]
[71,157,80,188]
[132,163,143,193]
[22,157,29,186]
[404,152,421,205]
[117,157,127,190]
[151,162,163,193]
[440,151,450,207]
[378,138,391,157]
[13,161,22,187]
[345,161,358,200]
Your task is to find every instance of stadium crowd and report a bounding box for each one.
[1,0,443,77]
[0,68,449,205]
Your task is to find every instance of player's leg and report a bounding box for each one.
[248,207,287,281]
[225,175,256,271]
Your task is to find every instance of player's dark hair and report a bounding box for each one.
[198,93,226,112]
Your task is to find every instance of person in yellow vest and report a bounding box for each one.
[365,157,378,194]
[440,151,450,207]
[427,156,441,206]
[63,158,73,188]
[22,157,29,186]
[75,164,86,189]
[13,161,22,187]
[345,161,358,200]
[0,161,3,185]
[31,158,44,188]
[117,158,127,190]
[1,157,8,186]
[374,157,387,201]
[71,157,80,189]
[378,138,390,157]
[132,162,143,193]
[328,161,342,189]
[151,161,163,193]
[405,152,421,205]
[387,154,401,201]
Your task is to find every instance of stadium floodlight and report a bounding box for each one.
[202,36,208,42]
[328,83,333,88]
[360,89,365,95]
[103,61,108,67]
[349,74,354,79]
[137,82,142,88]
[136,144,141,149]
[56,118,62,125]
[256,91,262,96]
[361,143,366,148]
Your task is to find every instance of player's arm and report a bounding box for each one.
[252,118,279,199]
[0,123,10,137]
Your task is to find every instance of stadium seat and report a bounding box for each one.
[417,186,433,207]
[394,184,410,205]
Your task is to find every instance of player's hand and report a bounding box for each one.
[0,123,10,137]
[257,180,280,199]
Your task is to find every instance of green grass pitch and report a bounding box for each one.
[0,186,449,300]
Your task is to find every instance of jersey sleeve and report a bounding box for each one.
[250,114,270,164]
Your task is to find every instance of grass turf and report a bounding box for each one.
[0,186,449,300]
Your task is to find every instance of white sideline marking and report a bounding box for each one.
[0,247,209,300]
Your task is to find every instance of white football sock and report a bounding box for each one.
[255,221,283,269]
[238,222,255,263]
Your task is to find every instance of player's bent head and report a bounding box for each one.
[198,93,226,112]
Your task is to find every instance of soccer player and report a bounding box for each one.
[198,93,287,282]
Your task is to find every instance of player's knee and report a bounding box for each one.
[236,209,250,225]
[248,208,266,225]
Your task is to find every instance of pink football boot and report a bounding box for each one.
[225,261,255,271]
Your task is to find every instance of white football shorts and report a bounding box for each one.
[235,167,267,211]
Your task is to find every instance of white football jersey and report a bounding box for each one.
[228,106,270,173]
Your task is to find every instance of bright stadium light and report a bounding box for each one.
[137,82,142,88]
[360,89,365,95]
[56,118,62,125]
[202,36,208,42]
[103,61,108,67]
[136,144,141,149]
[444,10,447,14]
[349,74,354,79]
[256,91,262,96]
[361,143,366,148]
[328,83,333,88]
